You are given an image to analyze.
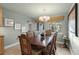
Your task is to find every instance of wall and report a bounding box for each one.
[69,32,79,55]
[68,3,79,55]
[38,14,68,42]
[0,8,32,46]
[57,15,68,42]
[0,8,69,47]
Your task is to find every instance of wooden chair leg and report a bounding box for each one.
[52,50,55,55]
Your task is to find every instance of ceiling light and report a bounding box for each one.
[39,16,50,22]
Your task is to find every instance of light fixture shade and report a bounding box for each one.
[39,16,50,22]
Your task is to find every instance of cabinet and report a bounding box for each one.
[0,36,4,55]
[0,4,3,26]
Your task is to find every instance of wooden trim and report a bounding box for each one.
[0,36,4,55]
[75,3,78,36]
[4,42,19,49]
[0,4,3,27]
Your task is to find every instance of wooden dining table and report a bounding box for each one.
[29,32,56,49]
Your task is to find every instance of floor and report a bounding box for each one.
[56,43,71,55]
[4,44,21,55]
[4,42,71,55]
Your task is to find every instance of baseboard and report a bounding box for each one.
[69,47,74,55]
[4,42,19,49]
[56,41,64,44]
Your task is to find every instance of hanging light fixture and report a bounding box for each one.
[39,16,50,22]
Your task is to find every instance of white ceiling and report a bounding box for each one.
[2,3,72,19]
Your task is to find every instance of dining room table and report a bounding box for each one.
[29,32,56,50]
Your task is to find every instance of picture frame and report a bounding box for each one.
[4,18,14,26]
[68,3,78,36]
[15,23,21,30]
[22,26,26,33]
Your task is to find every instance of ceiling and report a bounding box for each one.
[2,3,72,19]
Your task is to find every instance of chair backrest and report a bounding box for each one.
[45,29,52,36]
[27,31,35,40]
[49,33,57,55]
[43,33,57,55]
[18,34,32,55]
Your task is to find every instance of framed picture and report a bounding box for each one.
[68,3,78,36]
[22,26,26,32]
[4,18,14,26]
[15,23,21,30]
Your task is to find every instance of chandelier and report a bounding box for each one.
[39,16,50,22]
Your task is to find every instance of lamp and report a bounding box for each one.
[39,16,50,22]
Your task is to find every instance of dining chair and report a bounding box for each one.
[45,29,52,36]
[49,33,57,55]
[18,34,32,55]
[18,34,42,55]
[42,33,57,55]
[27,31,35,40]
